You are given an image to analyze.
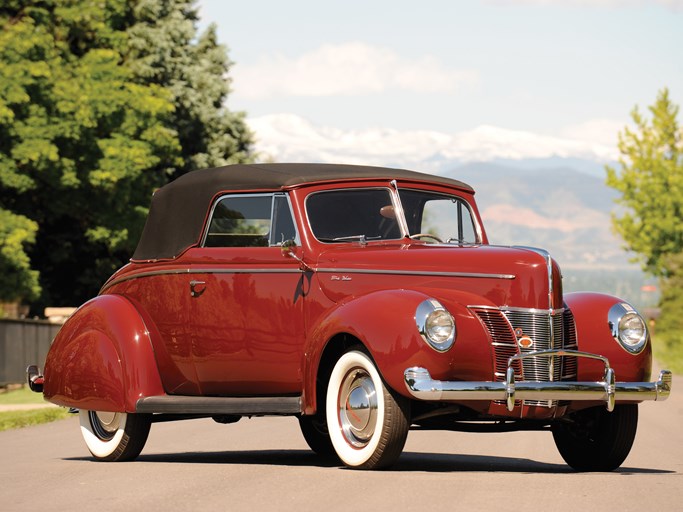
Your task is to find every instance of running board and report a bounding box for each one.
[136,395,301,415]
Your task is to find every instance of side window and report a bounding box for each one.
[422,197,477,244]
[399,189,479,244]
[203,194,298,248]
[271,195,297,245]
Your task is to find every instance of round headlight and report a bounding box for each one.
[416,299,456,352]
[618,312,647,349]
[608,303,648,354]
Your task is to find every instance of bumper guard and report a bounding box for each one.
[404,349,672,412]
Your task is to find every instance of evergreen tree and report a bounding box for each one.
[127,0,252,177]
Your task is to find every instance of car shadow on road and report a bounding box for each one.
[394,452,673,474]
[66,450,673,474]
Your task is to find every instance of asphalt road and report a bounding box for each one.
[1,389,681,512]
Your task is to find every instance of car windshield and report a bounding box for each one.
[307,187,478,244]
[307,188,402,242]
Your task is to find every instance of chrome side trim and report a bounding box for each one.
[468,305,565,315]
[317,268,516,279]
[136,395,302,415]
[101,267,303,292]
[103,266,515,293]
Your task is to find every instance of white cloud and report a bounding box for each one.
[248,113,619,169]
[233,42,479,99]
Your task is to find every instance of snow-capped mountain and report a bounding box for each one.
[246,114,642,276]
[248,113,619,172]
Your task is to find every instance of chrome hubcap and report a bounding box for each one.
[90,411,123,440]
[338,369,378,448]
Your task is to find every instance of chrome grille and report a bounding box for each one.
[472,306,578,408]
[471,308,521,381]
[562,309,578,380]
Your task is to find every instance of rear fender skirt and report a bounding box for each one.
[43,294,165,412]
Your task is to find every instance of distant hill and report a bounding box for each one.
[442,161,629,270]
[441,162,658,308]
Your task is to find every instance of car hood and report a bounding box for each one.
[315,242,563,310]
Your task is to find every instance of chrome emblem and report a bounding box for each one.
[331,275,352,281]
[514,328,534,349]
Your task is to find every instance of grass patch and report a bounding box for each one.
[0,385,48,405]
[652,336,683,375]
[0,407,70,432]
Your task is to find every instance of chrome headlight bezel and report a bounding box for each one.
[415,298,456,352]
[608,302,649,354]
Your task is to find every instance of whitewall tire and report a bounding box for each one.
[79,410,151,462]
[326,350,409,469]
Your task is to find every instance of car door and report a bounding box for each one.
[188,192,306,395]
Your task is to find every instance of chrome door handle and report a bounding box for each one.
[190,280,206,298]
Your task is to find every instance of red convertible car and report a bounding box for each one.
[28,163,672,470]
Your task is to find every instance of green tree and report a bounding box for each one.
[1,0,180,307]
[0,209,40,303]
[606,88,683,278]
[0,1,252,308]
[606,89,683,362]
[656,253,683,346]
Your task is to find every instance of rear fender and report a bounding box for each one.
[43,294,164,412]
[564,292,652,382]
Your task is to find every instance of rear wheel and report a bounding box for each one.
[79,410,151,462]
[326,350,410,469]
[552,404,638,471]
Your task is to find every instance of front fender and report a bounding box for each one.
[565,292,652,382]
[43,294,164,412]
[303,288,493,412]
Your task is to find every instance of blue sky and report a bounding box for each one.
[197,0,683,160]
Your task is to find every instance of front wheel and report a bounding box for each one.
[298,414,336,457]
[326,350,410,469]
[79,410,151,462]
[552,404,638,471]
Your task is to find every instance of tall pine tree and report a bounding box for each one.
[127,0,252,177]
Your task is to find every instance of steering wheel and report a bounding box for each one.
[409,233,444,244]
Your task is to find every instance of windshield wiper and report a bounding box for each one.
[446,237,477,245]
[333,234,382,242]
[317,235,382,244]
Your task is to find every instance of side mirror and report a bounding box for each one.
[281,238,298,256]
[281,239,311,272]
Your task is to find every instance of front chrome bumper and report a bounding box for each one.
[404,349,672,412]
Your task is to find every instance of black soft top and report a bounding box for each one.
[131,163,474,262]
